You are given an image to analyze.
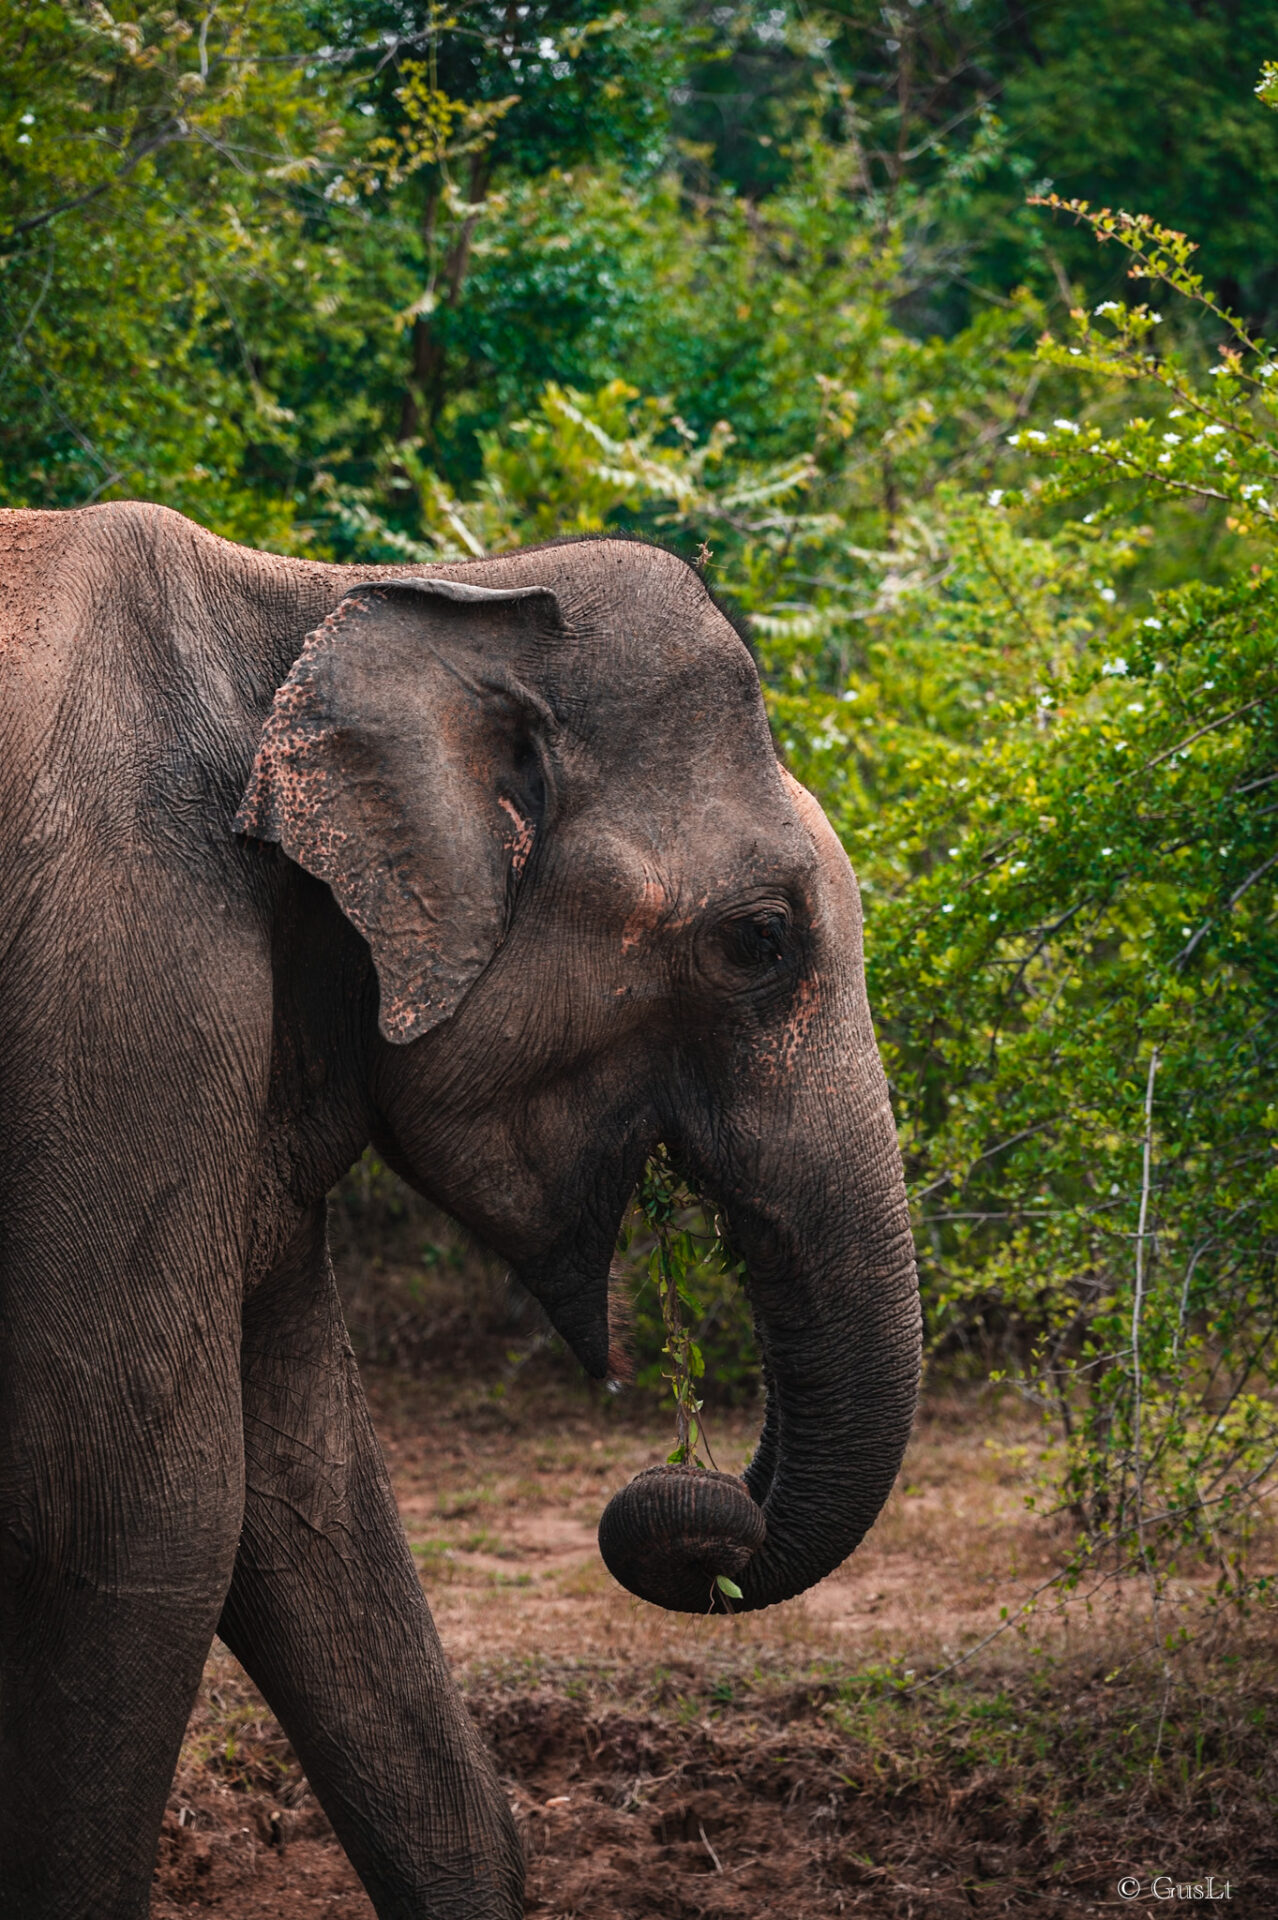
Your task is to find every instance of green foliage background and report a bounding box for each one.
[6,2,1277,1593]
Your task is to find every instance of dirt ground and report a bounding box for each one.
[152,1369,1278,1917]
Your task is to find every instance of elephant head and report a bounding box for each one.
[237,539,921,1613]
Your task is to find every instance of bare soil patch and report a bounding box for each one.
[153,1369,1278,1916]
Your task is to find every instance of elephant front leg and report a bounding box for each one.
[0,1300,244,1919]
[217,1210,522,1920]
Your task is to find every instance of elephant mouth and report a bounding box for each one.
[514,1213,633,1382]
[513,1144,652,1379]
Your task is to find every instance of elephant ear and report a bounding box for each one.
[235,578,561,1044]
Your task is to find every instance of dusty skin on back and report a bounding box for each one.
[0,501,919,1919]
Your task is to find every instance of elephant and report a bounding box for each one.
[0,500,920,1919]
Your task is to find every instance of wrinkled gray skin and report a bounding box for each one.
[0,503,920,1919]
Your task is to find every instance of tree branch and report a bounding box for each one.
[3,126,181,242]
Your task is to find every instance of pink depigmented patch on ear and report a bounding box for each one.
[236,675,344,855]
[497,795,535,877]
[237,582,565,1047]
[234,598,492,1046]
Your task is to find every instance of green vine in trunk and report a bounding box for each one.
[638,1152,750,1603]
[637,1150,715,1469]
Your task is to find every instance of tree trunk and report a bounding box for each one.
[397,155,492,446]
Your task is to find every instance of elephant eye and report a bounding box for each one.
[720,908,790,972]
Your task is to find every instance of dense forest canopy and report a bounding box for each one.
[10,1,1278,515]
[5,1,1277,1595]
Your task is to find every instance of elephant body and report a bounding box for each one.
[0,502,919,1918]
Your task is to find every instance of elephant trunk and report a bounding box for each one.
[597,764,921,1613]
[599,1082,921,1614]
[733,1230,920,1612]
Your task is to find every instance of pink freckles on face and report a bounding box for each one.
[621,871,669,954]
[759,972,821,1080]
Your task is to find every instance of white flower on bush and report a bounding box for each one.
[1101,658,1128,676]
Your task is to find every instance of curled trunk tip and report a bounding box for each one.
[597,1463,766,1614]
